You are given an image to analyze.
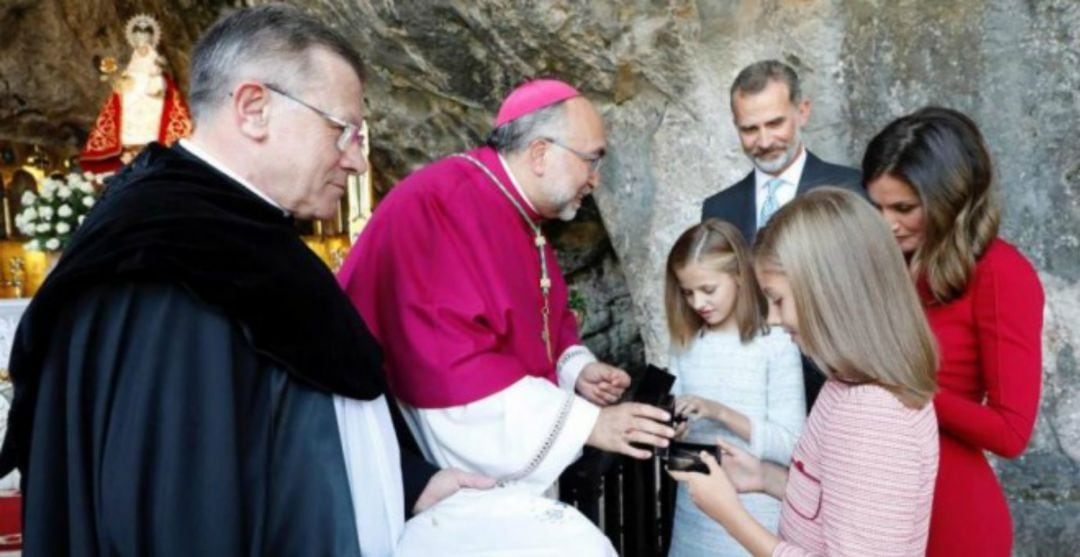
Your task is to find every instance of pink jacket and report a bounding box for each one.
[775,380,939,557]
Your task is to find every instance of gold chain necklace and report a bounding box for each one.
[453,153,554,363]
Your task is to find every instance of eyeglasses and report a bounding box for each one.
[264,83,365,152]
[542,137,605,172]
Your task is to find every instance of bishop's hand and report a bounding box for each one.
[587,402,674,459]
[575,362,630,406]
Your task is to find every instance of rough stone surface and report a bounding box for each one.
[547,198,645,371]
[1,0,1077,552]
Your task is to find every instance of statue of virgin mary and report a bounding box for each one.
[79,15,192,174]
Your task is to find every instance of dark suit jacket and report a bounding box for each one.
[701,149,862,245]
[700,150,861,410]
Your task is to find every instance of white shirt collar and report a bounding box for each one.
[754,146,808,192]
[179,139,289,216]
[497,153,538,213]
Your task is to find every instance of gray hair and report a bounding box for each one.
[188,3,366,121]
[486,101,569,155]
[730,59,801,105]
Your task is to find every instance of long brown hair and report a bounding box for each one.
[862,106,1000,304]
[665,219,765,349]
[754,188,938,408]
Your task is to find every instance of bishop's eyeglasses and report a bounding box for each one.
[542,137,605,172]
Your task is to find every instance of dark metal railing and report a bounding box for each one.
[559,449,678,557]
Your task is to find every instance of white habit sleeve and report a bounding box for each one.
[403,376,600,495]
[333,394,405,557]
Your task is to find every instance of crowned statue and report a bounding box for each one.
[79,15,192,174]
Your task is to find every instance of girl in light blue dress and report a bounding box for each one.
[664,219,804,557]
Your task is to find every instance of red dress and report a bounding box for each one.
[924,238,1044,556]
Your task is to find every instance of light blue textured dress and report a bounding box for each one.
[668,328,805,557]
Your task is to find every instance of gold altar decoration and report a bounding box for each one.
[0,142,81,298]
[346,120,376,244]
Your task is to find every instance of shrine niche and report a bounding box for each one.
[0,8,374,298]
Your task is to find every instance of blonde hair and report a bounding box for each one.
[753,188,937,408]
[862,107,1000,304]
[665,219,765,349]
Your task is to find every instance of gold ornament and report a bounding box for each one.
[99,56,119,75]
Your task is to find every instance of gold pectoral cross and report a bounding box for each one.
[453,153,557,365]
[537,231,553,363]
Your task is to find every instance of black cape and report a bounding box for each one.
[1,144,433,555]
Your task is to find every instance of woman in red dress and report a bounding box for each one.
[862,107,1044,556]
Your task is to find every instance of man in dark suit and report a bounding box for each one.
[702,60,861,408]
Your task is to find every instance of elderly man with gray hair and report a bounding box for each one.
[0,5,489,556]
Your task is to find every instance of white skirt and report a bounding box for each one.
[396,486,616,556]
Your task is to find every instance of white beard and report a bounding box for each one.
[556,202,580,221]
[545,183,590,222]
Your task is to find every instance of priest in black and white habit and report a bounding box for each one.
[0,5,492,555]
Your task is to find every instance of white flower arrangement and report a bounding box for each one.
[15,172,101,252]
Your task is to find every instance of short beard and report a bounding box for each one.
[751,129,803,175]
[545,183,590,222]
[556,204,579,221]
[555,188,590,221]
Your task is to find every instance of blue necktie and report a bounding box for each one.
[758,177,784,229]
